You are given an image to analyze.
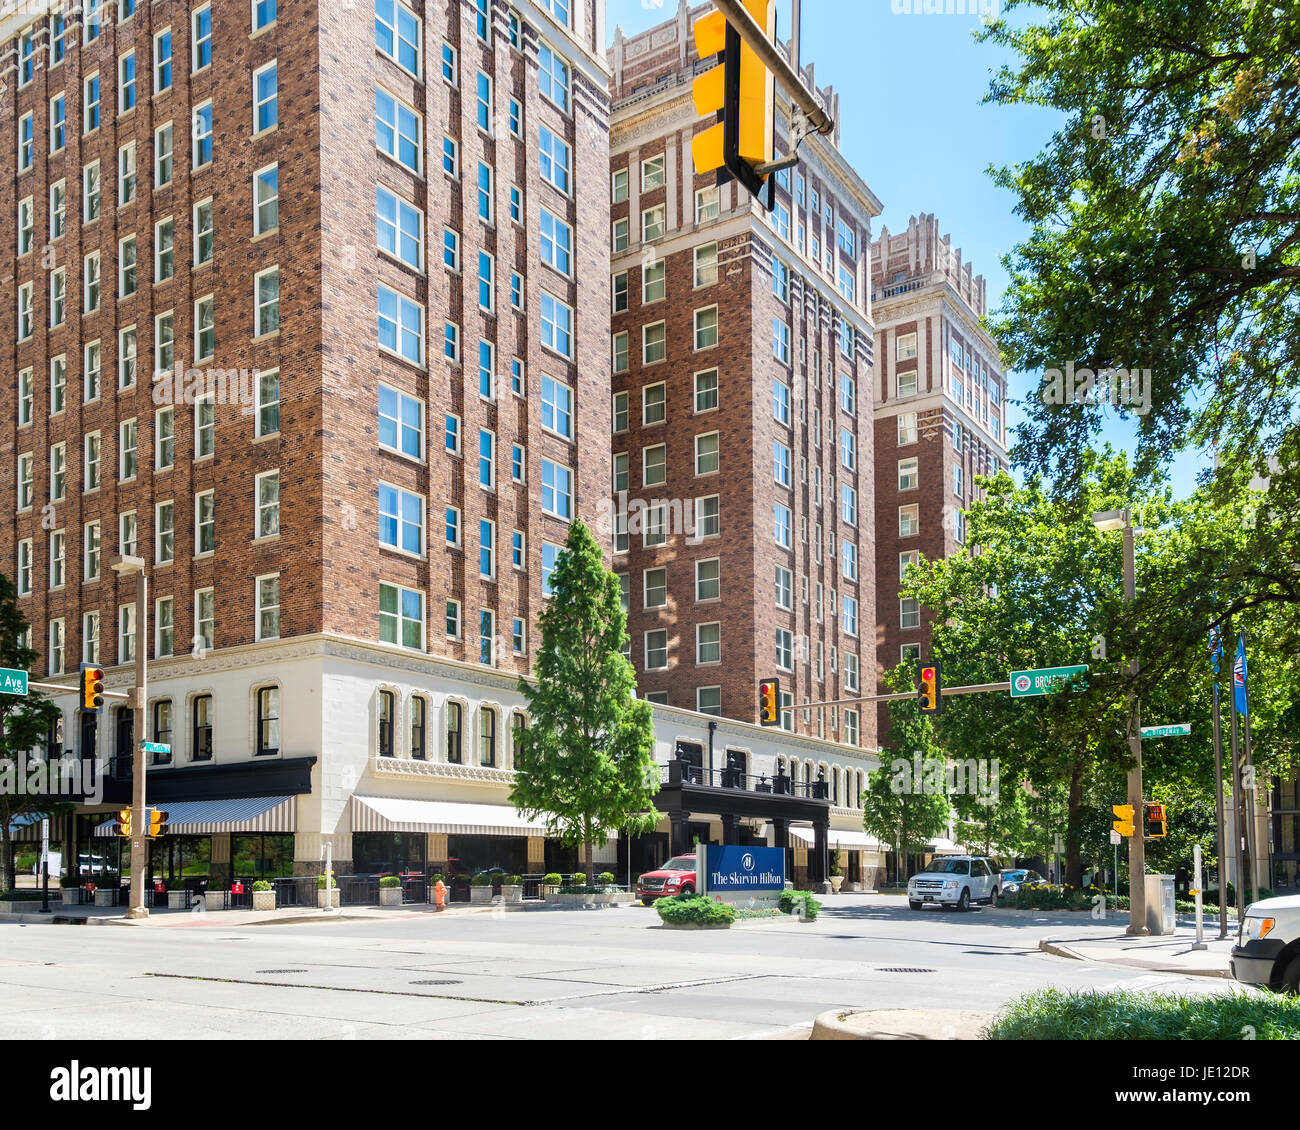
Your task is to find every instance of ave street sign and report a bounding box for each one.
[1140,723,1191,739]
[0,668,29,695]
[1009,664,1088,698]
[139,741,171,755]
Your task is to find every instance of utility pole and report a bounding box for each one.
[112,556,149,920]
[1121,516,1148,935]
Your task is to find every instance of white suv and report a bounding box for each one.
[1231,893,1300,994]
[908,856,1000,911]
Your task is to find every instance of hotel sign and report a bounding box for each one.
[703,846,786,893]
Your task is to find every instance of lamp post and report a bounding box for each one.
[111,554,148,920]
[1092,509,1148,936]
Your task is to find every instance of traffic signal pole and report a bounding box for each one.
[127,569,148,920]
[1122,520,1148,935]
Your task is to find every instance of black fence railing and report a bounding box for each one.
[659,760,829,799]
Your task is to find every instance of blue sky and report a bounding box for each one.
[605,0,1208,496]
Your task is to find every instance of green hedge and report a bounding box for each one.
[379,876,401,888]
[0,889,49,901]
[542,872,562,886]
[470,873,494,887]
[778,890,821,920]
[252,880,272,892]
[655,894,736,927]
[986,988,1300,1040]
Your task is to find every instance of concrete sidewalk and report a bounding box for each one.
[0,902,532,928]
[1040,924,1237,979]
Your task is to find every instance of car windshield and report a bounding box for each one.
[920,858,969,875]
[1002,870,1029,881]
[663,857,696,871]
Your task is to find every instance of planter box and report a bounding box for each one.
[167,890,190,910]
[0,898,58,914]
[204,890,226,911]
[94,889,116,907]
[253,889,276,911]
[501,885,523,905]
[379,886,402,906]
[469,885,494,904]
[317,888,340,909]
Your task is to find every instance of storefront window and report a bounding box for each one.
[231,833,293,878]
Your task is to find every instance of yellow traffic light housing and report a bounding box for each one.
[116,807,133,838]
[148,808,169,839]
[735,0,775,168]
[1112,804,1135,838]
[918,662,943,715]
[691,9,728,179]
[1144,803,1167,839]
[81,662,105,713]
[758,678,780,727]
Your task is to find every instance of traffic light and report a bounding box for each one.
[918,662,942,715]
[691,1,777,203]
[1144,803,1167,839]
[758,677,780,727]
[81,662,105,713]
[148,808,169,839]
[1112,804,1135,838]
[115,807,132,838]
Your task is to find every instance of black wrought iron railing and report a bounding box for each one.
[659,760,829,798]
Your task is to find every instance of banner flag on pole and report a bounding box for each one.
[1233,634,1249,716]
[1208,627,1223,678]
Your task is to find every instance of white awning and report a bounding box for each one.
[92,796,296,837]
[788,827,884,851]
[352,795,555,837]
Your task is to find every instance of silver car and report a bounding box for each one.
[999,868,1045,896]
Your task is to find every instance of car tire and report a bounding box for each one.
[989,887,999,908]
[909,900,922,911]
[957,888,970,912]
[641,898,654,907]
[1283,955,1300,995]
[680,885,694,896]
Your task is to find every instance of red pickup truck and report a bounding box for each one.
[635,855,698,905]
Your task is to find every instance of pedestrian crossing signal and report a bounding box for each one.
[1144,803,1167,839]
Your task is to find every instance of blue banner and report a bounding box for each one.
[703,846,785,892]
[1233,634,1249,716]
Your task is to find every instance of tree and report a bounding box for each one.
[0,573,62,894]
[510,522,660,884]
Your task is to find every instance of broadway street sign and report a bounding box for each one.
[1009,665,1088,698]
[1140,723,1191,739]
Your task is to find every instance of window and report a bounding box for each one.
[538,127,570,192]
[952,421,964,454]
[256,575,280,640]
[478,430,495,489]
[192,694,213,761]
[773,441,791,487]
[539,0,571,26]
[119,604,136,664]
[47,180,67,243]
[82,342,102,405]
[375,0,421,77]
[899,504,920,538]
[410,696,427,759]
[114,142,136,205]
[843,596,859,638]
[256,686,280,755]
[776,629,793,671]
[476,163,493,222]
[154,501,174,564]
[18,284,34,340]
[771,202,790,239]
[694,306,718,350]
[479,520,495,579]
[643,322,667,365]
[195,394,215,459]
[475,71,492,133]
[376,690,395,757]
[774,503,792,548]
[613,332,629,374]
[155,407,174,470]
[255,267,280,336]
[775,565,792,610]
[120,419,138,480]
[898,457,919,492]
[120,511,138,558]
[695,432,720,476]
[194,296,215,360]
[375,88,421,173]
[477,252,494,311]
[118,236,137,297]
[155,599,174,661]
[49,529,67,588]
[443,228,460,270]
[641,259,666,304]
[640,383,666,426]
[541,377,573,439]
[195,588,214,651]
[540,210,572,276]
[445,506,461,547]
[195,492,215,554]
[118,51,137,113]
[18,198,34,255]
[693,369,719,414]
[379,583,424,650]
[541,460,572,519]
[18,369,34,427]
[441,42,457,84]
[612,218,628,253]
[80,165,101,225]
[18,454,33,509]
[154,122,174,186]
[50,272,67,329]
[192,5,212,69]
[643,444,666,487]
[49,620,66,675]
[376,186,422,270]
[696,186,720,223]
[378,483,422,555]
[955,509,966,544]
[154,29,172,93]
[15,111,31,172]
[377,285,424,365]
[645,631,668,671]
[50,444,67,502]
[612,169,628,203]
[612,392,629,432]
[512,530,526,569]
[697,623,721,665]
[249,165,280,237]
[509,98,521,136]
[643,567,667,609]
[612,271,628,312]
[696,559,720,602]
[443,136,459,177]
[540,293,573,358]
[192,103,213,167]
[444,414,461,456]
[51,96,67,153]
[17,541,33,596]
[642,205,666,242]
[954,464,964,496]
[83,612,100,664]
[254,61,278,133]
[840,429,857,471]
[254,471,280,540]
[641,154,665,191]
[378,386,422,459]
[694,243,718,288]
[900,598,921,630]
[773,319,790,364]
[898,412,918,445]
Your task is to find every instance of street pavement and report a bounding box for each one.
[0,894,1258,1040]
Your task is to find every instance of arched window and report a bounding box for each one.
[832,766,840,806]
[511,711,526,766]
[256,686,279,756]
[378,690,395,757]
[152,700,172,764]
[193,695,213,761]
[479,706,497,767]
[411,696,426,759]
[446,701,462,763]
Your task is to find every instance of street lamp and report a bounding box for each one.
[111,554,148,920]
[1091,509,1148,936]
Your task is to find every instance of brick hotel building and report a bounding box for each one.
[3,0,886,889]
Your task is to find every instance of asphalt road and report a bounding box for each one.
[0,895,1248,1040]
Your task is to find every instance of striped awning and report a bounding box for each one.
[93,796,296,837]
[789,827,885,851]
[8,813,46,842]
[352,795,555,837]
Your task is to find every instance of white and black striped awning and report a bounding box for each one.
[92,796,296,837]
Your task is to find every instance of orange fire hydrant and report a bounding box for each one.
[434,879,446,911]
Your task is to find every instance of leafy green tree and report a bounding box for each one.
[510,523,660,884]
[0,574,62,894]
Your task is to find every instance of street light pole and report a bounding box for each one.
[112,556,149,920]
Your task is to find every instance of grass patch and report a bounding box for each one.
[654,894,736,927]
[985,988,1300,1041]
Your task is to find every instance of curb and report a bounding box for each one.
[811,1008,993,1040]
[1038,938,1232,978]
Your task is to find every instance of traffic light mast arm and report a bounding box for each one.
[27,680,131,700]
[711,0,833,137]
[795,681,1013,711]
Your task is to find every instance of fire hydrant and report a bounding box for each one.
[434,879,446,911]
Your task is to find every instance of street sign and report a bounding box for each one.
[1139,723,1191,739]
[0,667,29,695]
[1009,665,1088,697]
[1110,829,1122,846]
[139,741,171,755]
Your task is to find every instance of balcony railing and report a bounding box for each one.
[659,760,829,799]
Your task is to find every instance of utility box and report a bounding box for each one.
[1144,874,1176,935]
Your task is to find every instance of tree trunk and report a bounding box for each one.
[583,824,594,886]
[1065,758,1085,888]
[1,815,14,895]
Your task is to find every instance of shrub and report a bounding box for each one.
[0,889,48,901]
[778,890,821,920]
[829,849,842,877]
[542,872,563,886]
[252,880,272,892]
[454,873,471,882]
[504,875,522,886]
[316,872,335,890]
[470,873,494,887]
[559,885,601,894]
[986,988,1300,1041]
[379,876,401,888]
[598,872,616,886]
[571,871,588,884]
[429,872,444,885]
[655,894,735,927]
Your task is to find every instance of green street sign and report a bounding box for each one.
[1140,723,1191,739]
[0,668,29,695]
[1009,665,1089,698]
[140,741,171,755]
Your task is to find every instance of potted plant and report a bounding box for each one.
[379,875,402,906]
[204,879,226,912]
[542,872,562,899]
[829,850,844,894]
[598,871,620,905]
[167,883,190,910]
[470,872,495,904]
[252,879,275,911]
[317,872,340,909]
[501,874,524,905]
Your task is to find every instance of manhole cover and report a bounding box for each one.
[411,979,462,986]
[878,967,936,974]
[257,969,308,974]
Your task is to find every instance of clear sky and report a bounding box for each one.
[605,0,1208,496]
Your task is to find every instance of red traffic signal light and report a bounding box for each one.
[758,678,780,727]
[81,662,105,713]
[918,662,943,715]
